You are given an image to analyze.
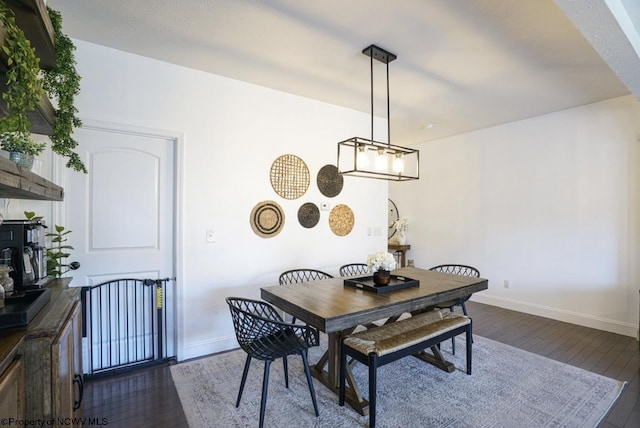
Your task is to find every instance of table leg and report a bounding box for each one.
[310,330,370,416]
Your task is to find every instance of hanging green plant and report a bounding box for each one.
[0,0,46,156]
[44,7,86,173]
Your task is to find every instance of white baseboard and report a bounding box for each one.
[180,335,238,361]
[471,294,639,339]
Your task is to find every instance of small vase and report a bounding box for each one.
[396,231,406,245]
[9,152,34,170]
[373,269,391,286]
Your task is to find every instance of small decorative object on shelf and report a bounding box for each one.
[367,251,397,287]
[389,217,408,245]
[9,151,34,169]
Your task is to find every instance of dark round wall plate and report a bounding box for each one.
[317,164,343,198]
[298,202,320,228]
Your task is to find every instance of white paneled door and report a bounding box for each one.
[62,124,177,366]
[64,125,175,285]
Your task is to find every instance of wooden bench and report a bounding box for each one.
[339,309,472,428]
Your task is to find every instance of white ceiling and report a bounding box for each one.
[47,0,640,145]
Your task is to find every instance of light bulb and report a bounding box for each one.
[375,148,387,171]
[393,153,404,173]
[356,145,369,169]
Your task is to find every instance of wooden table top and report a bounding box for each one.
[261,267,488,333]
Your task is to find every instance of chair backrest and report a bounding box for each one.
[339,263,369,277]
[279,269,334,284]
[429,264,480,278]
[226,297,283,345]
[225,297,318,360]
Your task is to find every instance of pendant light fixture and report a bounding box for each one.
[337,45,419,181]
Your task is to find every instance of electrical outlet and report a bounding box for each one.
[206,229,215,243]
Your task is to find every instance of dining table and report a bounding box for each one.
[260,266,488,414]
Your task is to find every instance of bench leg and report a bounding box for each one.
[369,354,378,428]
[466,322,473,375]
[339,342,346,406]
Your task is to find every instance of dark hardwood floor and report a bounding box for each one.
[82,302,639,427]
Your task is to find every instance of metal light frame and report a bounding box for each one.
[337,45,419,181]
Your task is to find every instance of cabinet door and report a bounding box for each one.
[52,302,81,422]
[0,356,25,421]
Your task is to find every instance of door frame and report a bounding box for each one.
[54,118,186,362]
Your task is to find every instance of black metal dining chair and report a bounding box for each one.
[226,297,320,428]
[339,263,369,277]
[429,264,480,354]
[279,268,334,284]
[278,269,333,323]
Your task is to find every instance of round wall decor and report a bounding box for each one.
[317,164,343,198]
[329,204,355,236]
[270,154,310,200]
[388,199,399,239]
[297,202,320,228]
[250,200,285,238]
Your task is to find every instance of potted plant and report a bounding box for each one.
[46,223,80,278]
[0,0,46,168]
[24,211,80,278]
[366,251,397,286]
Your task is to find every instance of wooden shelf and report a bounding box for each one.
[0,155,63,201]
[5,0,56,70]
[0,82,55,135]
[0,0,56,135]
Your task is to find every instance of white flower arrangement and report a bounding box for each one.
[392,218,409,232]
[367,251,397,272]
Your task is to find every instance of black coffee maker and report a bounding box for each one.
[0,220,49,291]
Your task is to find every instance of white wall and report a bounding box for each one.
[390,95,640,338]
[35,40,390,360]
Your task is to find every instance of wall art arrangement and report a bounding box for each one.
[250,156,354,238]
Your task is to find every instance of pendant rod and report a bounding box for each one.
[386,60,390,147]
[370,53,374,142]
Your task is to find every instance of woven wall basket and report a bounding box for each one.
[250,200,285,238]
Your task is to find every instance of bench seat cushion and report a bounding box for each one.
[343,309,470,357]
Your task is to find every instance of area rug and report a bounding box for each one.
[170,336,626,427]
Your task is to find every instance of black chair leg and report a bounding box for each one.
[236,355,252,407]
[460,302,474,343]
[449,307,457,355]
[466,322,473,375]
[283,356,289,388]
[301,349,319,417]
[259,360,271,428]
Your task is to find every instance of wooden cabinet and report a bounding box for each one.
[20,282,83,424]
[52,302,82,421]
[0,355,25,421]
